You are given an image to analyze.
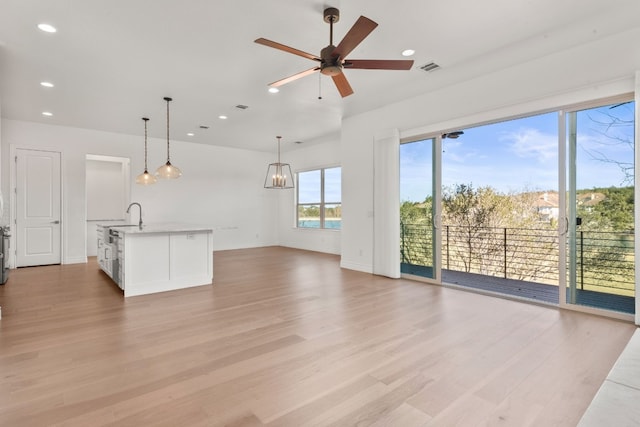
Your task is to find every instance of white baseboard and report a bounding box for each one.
[64,256,88,265]
[340,260,373,274]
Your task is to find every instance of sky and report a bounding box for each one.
[298,166,341,204]
[400,102,635,202]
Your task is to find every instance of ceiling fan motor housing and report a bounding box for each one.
[320,45,343,76]
[323,7,340,23]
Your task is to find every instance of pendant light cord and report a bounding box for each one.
[143,117,149,171]
[277,136,282,164]
[164,97,172,162]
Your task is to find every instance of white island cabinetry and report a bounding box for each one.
[101,224,213,297]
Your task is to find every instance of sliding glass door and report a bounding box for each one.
[397,96,636,319]
[565,99,635,314]
[400,137,440,280]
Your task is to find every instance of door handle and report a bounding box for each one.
[51,220,60,224]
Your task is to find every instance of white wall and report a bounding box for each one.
[1,119,279,265]
[86,157,130,221]
[277,133,342,255]
[86,155,131,256]
[341,27,640,274]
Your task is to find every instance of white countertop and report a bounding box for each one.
[106,223,214,234]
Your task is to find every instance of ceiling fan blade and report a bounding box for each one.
[269,67,320,87]
[332,72,354,97]
[333,16,378,60]
[344,59,414,70]
[255,38,321,62]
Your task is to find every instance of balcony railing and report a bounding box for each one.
[400,223,635,295]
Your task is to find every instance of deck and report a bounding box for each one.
[402,263,635,314]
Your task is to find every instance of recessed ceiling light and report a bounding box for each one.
[218,115,227,120]
[187,132,194,136]
[268,87,279,93]
[37,23,57,33]
[402,49,415,57]
[42,111,53,116]
[40,81,54,88]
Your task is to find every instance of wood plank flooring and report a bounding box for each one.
[0,246,636,426]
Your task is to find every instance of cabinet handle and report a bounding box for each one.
[51,220,60,224]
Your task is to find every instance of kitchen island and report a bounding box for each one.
[97,223,213,297]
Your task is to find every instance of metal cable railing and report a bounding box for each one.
[400,222,635,293]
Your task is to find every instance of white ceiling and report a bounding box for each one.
[1,0,639,152]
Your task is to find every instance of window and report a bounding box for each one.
[297,167,341,229]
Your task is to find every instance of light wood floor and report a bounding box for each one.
[0,247,636,426]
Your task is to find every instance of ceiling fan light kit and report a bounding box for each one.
[255,7,414,98]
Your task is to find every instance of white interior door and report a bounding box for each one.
[15,149,62,266]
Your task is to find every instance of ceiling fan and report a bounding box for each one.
[255,7,414,97]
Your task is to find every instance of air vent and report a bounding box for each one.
[235,104,249,110]
[199,125,209,129]
[419,62,440,73]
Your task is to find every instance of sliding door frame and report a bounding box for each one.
[399,133,442,285]
[398,90,637,324]
[558,93,635,322]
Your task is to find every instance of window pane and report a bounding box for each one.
[440,111,560,303]
[324,167,341,203]
[298,205,320,228]
[568,101,635,313]
[298,170,321,203]
[324,203,342,229]
[400,138,434,278]
[400,140,432,203]
[296,167,341,230]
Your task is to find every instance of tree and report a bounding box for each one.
[582,103,634,185]
[400,197,432,224]
[575,186,634,291]
[441,184,557,281]
[576,187,634,232]
[299,205,320,218]
[400,198,433,265]
[441,184,503,273]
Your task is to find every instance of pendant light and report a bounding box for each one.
[264,136,294,189]
[155,97,182,179]
[135,117,158,185]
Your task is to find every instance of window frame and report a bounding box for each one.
[296,166,341,230]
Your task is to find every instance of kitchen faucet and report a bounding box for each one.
[126,202,143,228]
